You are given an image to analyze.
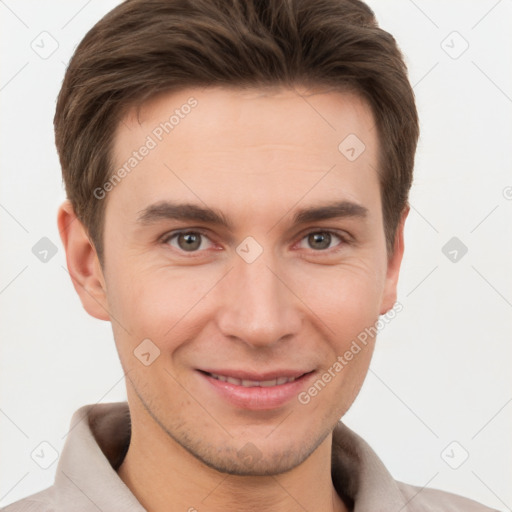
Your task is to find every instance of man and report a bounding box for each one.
[2,0,500,510]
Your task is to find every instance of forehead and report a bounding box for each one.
[107,86,380,224]
[118,85,377,154]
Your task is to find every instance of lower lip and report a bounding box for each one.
[198,371,315,410]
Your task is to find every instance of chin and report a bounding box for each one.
[189,442,316,477]
[170,422,333,477]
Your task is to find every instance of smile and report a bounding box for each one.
[207,372,297,387]
[197,369,315,410]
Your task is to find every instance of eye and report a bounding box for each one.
[297,230,346,251]
[162,230,214,252]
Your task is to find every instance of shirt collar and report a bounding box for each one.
[53,401,407,511]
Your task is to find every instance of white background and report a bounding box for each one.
[1,0,511,509]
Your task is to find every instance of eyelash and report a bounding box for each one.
[160,228,351,256]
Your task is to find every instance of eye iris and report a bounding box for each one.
[178,232,201,251]
[308,232,331,250]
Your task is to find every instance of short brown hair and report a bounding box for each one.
[55,0,419,261]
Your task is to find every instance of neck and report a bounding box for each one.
[117,398,349,512]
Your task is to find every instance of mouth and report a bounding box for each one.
[196,369,315,410]
[203,371,300,387]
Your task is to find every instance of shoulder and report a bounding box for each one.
[396,480,501,511]
[1,487,54,512]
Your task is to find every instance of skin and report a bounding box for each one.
[58,86,407,512]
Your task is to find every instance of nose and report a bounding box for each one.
[216,247,303,349]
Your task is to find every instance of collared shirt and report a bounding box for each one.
[2,402,499,512]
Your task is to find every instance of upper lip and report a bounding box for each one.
[198,369,313,381]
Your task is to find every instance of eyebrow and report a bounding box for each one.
[136,200,368,229]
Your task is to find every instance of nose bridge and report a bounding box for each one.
[216,246,301,347]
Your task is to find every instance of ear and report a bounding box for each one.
[379,206,409,315]
[57,200,110,321]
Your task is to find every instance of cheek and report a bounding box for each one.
[298,261,385,338]
[300,268,381,412]
[106,265,215,347]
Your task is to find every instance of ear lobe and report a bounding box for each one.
[379,206,409,315]
[57,200,110,321]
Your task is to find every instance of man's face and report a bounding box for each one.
[97,86,402,475]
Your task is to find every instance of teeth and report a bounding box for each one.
[242,379,262,387]
[209,373,298,387]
